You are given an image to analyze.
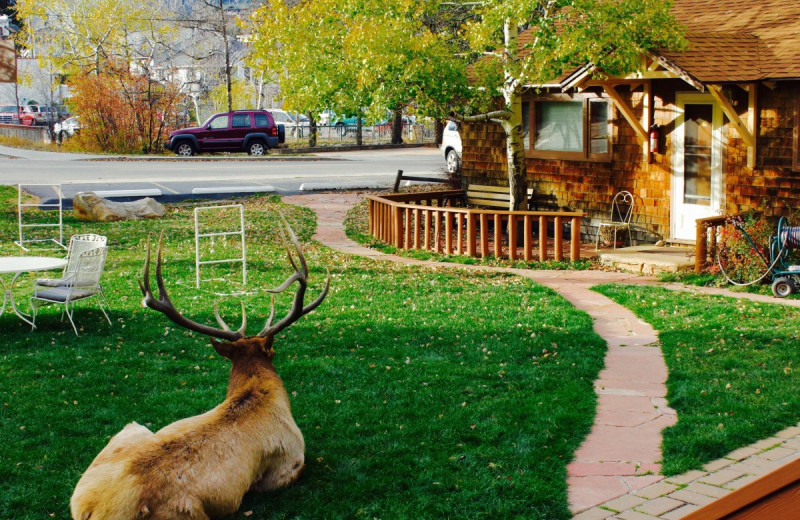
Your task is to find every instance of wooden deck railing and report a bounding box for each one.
[367,191,584,262]
[695,213,758,273]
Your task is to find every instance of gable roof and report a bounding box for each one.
[662,0,800,82]
[514,0,800,89]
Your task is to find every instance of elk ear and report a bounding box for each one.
[211,338,235,359]
[258,336,275,359]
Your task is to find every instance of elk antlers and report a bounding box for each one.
[139,218,329,341]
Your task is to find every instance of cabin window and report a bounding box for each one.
[526,94,612,161]
[794,97,800,172]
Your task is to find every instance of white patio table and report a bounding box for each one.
[0,256,68,328]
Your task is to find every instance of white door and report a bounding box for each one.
[671,93,723,241]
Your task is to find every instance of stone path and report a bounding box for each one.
[283,192,800,519]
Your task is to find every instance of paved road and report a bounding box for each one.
[0,144,447,204]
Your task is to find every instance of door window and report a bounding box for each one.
[207,115,229,130]
[683,104,713,206]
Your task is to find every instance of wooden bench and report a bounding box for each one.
[465,184,535,209]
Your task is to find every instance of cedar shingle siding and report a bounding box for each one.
[462,0,800,242]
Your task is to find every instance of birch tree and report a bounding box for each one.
[462,0,685,209]
[15,0,173,75]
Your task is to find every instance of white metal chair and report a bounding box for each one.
[30,246,111,335]
[595,191,635,250]
[36,234,107,287]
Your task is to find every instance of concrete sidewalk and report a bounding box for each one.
[283,192,800,519]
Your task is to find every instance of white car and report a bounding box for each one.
[441,120,462,173]
[270,109,309,135]
[54,116,81,143]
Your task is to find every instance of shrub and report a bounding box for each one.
[68,65,183,154]
[712,214,773,285]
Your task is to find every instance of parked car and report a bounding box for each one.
[165,110,285,156]
[375,116,413,134]
[333,115,360,135]
[317,109,335,125]
[441,120,462,173]
[54,105,71,120]
[270,109,297,127]
[270,109,309,135]
[23,105,59,126]
[0,105,35,126]
[54,116,81,143]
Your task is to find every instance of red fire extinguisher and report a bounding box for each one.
[649,124,660,154]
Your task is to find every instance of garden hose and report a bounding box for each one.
[716,220,791,287]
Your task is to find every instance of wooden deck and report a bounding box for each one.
[367,190,584,262]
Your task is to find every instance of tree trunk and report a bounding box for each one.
[391,108,403,145]
[356,116,363,146]
[307,112,317,147]
[219,0,233,112]
[434,120,444,146]
[191,94,202,125]
[256,70,265,109]
[502,19,528,211]
[502,89,527,211]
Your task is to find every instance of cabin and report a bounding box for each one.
[459,0,800,245]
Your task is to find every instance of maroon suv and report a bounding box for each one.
[166,110,285,156]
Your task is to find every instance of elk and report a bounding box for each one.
[71,223,329,520]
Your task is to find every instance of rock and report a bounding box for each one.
[73,192,166,222]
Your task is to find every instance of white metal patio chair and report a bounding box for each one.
[595,191,635,250]
[36,233,107,287]
[30,246,111,335]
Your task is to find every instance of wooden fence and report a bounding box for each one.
[367,191,584,262]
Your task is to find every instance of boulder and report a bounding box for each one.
[73,192,166,222]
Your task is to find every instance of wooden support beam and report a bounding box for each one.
[747,84,758,168]
[707,85,756,148]
[524,216,532,261]
[444,211,452,254]
[466,214,476,257]
[570,216,582,262]
[404,207,412,249]
[480,214,489,258]
[494,215,502,259]
[539,216,547,262]
[624,70,681,80]
[642,80,652,163]
[508,215,517,261]
[554,216,564,261]
[602,83,648,144]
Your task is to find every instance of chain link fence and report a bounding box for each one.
[283,122,436,145]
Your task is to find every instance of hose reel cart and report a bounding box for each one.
[722,217,800,298]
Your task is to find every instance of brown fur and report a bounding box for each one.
[70,338,305,520]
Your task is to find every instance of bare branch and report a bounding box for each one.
[449,110,512,122]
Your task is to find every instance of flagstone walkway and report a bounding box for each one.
[283,192,800,519]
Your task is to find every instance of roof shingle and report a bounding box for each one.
[667,0,800,81]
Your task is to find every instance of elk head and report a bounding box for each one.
[70,220,329,520]
[139,220,329,378]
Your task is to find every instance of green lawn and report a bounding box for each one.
[0,188,606,520]
[596,284,800,475]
